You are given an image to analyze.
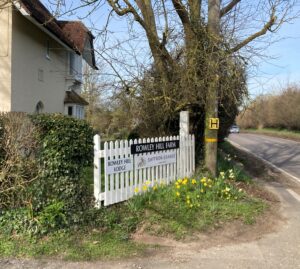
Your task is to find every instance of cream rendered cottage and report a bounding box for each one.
[0,0,97,118]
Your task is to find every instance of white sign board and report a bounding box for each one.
[106,157,133,174]
[135,151,176,169]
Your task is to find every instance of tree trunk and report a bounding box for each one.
[205,0,220,177]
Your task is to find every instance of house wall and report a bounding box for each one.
[11,9,74,113]
[0,6,12,111]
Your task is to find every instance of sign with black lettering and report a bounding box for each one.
[209,118,219,130]
[105,157,133,175]
[135,152,176,169]
[131,140,179,155]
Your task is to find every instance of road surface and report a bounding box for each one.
[228,133,300,184]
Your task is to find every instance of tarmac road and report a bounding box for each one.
[228,133,300,184]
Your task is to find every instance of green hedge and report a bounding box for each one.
[0,113,94,233]
[30,114,94,224]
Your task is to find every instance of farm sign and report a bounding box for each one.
[131,140,179,154]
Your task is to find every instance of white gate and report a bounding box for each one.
[94,134,195,207]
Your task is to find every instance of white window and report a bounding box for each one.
[65,104,84,119]
[68,52,82,82]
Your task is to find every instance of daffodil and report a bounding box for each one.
[192,179,197,184]
[201,177,207,183]
[142,185,148,191]
[176,191,180,197]
[134,187,139,193]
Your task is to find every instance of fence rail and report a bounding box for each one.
[94,134,195,207]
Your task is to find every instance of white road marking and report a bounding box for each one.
[287,189,300,202]
[228,139,300,185]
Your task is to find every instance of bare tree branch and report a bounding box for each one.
[230,7,276,53]
[220,0,242,17]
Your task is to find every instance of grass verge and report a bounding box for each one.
[0,154,267,260]
[242,128,300,141]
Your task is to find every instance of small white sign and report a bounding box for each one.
[106,157,133,174]
[135,151,176,169]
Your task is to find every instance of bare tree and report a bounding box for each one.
[5,0,299,174]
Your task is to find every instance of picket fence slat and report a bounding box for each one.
[94,134,195,207]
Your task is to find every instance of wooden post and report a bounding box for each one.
[180,111,189,137]
[205,0,221,177]
[93,134,101,208]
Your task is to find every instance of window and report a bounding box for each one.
[68,106,73,116]
[35,101,44,114]
[68,52,82,81]
[76,105,84,119]
[38,69,44,82]
[65,105,84,119]
[46,40,50,60]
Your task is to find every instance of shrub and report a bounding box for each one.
[0,112,38,209]
[30,114,94,224]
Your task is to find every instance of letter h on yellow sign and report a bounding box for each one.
[209,118,219,130]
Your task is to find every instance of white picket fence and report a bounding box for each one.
[94,135,195,207]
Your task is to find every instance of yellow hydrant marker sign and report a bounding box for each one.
[209,118,219,130]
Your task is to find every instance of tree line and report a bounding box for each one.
[237,85,300,130]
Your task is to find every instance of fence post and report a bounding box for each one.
[94,134,101,208]
[180,111,189,137]
[179,111,189,178]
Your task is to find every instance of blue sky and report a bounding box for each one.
[43,1,300,98]
[248,18,300,97]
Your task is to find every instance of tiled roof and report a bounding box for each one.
[64,90,89,106]
[16,0,97,69]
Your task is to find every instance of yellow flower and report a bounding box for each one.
[176,185,181,189]
[176,191,180,197]
[200,189,204,193]
[192,179,197,185]
[153,185,157,191]
[145,180,151,185]
[201,177,207,183]
[142,185,148,191]
[204,182,207,186]
[187,200,190,204]
[134,187,139,193]
[177,179,183,184]
[182,178,188,185]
